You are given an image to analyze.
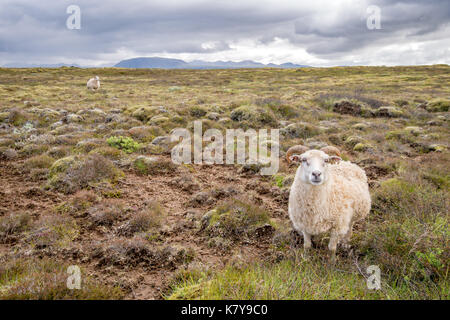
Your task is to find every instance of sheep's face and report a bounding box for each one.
[290,150,341,186]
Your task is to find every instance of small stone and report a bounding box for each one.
[151,135,171,145]
[206,112,220,121]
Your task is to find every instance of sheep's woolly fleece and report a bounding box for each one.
[289,150,371,237]
[87,76,100,90]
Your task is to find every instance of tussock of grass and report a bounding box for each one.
[0,258,124,299]
[360,174,449,284]
[0,213,31,242]
[46,154,124,194]
[167,249,448,300]
[118,202,166,236]
[88,199,124,227]
[23,154,55,170]
[202,198,272,240]
[166,257,388,300]
[28,215,79,249]
[132,156,176,175]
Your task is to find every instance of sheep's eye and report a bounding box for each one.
[324,158,330,163]
[301,158,307,163]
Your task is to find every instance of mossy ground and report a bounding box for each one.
[0,65,448,299]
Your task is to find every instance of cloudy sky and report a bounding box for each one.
[1,0,449,67]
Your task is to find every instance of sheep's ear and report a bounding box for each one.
[328,156,341,164]
[289,154,301,163]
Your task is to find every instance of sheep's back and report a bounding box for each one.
[329,161,371,222]
[329,161,367,183]
[87,78,99,89]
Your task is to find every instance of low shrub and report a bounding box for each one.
[46,154,124,194]
[202,198,272,240]
[107,136,142,154]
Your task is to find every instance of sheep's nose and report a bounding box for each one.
[312,171,322,178]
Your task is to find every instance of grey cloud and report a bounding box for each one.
[0,0,448,66]
[293,0,450,55]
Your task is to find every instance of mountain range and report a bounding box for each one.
[2,57,310,69]
[114,57,309,69]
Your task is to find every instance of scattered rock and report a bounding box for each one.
[206,112,220,121]
[151,135,171,146]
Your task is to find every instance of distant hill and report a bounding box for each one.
[114,57,188,69]
[114,57,309,69]
[2,62,82,68]
[2,57,310,69]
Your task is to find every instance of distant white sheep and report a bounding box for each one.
[288,146,371,263]
[87,76,100,91]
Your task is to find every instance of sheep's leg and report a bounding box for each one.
[341,223,354,250]
[328,230,339,264]
[301,231,312,259]
[302,231,312,249]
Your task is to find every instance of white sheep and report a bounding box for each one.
[87,76,100,91]
[288,146,371,263]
